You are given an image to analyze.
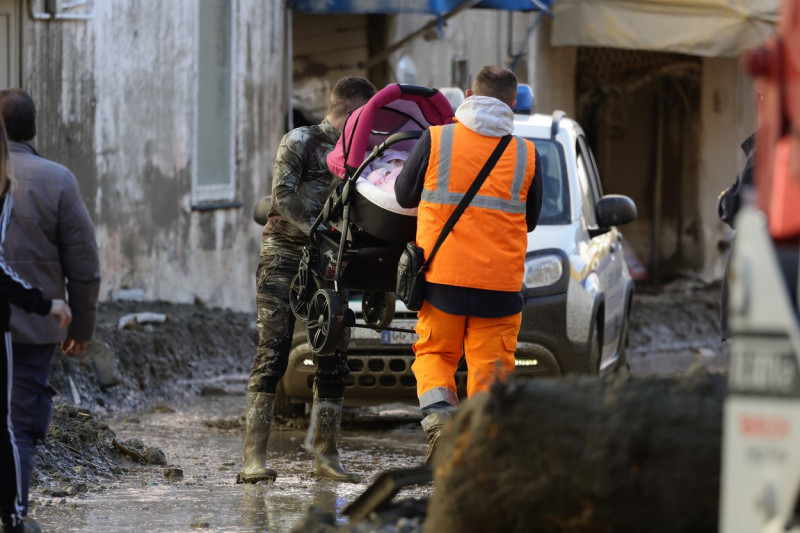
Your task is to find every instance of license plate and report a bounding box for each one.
[380,319,418,345]
[350,319,418,344]
[380,329,418,345]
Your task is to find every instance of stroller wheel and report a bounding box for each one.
[289,271,314,322]
[307,289,345,356]
[362,291,396,329]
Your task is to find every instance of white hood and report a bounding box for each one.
[454,96,514,137]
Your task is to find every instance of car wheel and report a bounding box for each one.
[274,381,306,418]
[589,321,601,375]
[614,315,632,375]
[613,296,633,375]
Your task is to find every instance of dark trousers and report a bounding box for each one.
[10,343,57,515]
[0,332,23,529]
[250,243,349,399]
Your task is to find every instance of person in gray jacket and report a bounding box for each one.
[0,89,101,522]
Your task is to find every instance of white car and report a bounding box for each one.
[513,110,637,376]
[279,110,637,413]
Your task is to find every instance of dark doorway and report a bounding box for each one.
[575,48,702,280]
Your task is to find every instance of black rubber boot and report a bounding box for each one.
[310,391,361,483]
[421,410,453,464]
[237,392,278,483]
[1,517,39,533]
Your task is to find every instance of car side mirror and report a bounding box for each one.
[596,194,637,228]
[253,195,271,226]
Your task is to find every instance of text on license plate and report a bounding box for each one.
[380,329,418,345]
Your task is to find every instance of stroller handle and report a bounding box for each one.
[370,131,424,159]
[397,85,441,98]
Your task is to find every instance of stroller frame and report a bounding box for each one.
[288,85,453,356]
[290,131,423,355]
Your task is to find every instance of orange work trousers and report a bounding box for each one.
[411,300,521,410]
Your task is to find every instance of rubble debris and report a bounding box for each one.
[163,467,184,480]
[112,438,143,463]
[425,373,724,533]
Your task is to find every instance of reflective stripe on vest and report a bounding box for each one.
[420,124,528,214]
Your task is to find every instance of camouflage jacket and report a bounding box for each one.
[263,118,340,248]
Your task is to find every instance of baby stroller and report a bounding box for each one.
[289,84,454,355]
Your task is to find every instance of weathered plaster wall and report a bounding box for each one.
[529,15,576,116]
[387,10,539,90]
[19,0,284,311]
[699,57,756,281]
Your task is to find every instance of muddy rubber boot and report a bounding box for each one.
[421,410,453,464]
[236,392,278,484]
[311,396,361,483]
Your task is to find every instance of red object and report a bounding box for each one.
[326,84,454,178]
[743,0,800,238]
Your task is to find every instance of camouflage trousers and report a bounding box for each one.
[249,241,350,399]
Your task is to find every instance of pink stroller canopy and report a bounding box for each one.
[327,84,454,178]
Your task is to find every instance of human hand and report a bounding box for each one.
[50,299,72,329]
[61,337,89,358]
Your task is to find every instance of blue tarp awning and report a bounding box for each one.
[288,0,550,14]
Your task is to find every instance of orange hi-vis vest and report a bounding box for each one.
[417,122,536,292]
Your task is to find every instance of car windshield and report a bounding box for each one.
[528,139,571,225]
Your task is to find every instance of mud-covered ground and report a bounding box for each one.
[27,281,729,531]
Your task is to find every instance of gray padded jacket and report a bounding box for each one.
[6,141,100,344]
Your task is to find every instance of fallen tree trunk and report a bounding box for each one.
[425,369,724,533]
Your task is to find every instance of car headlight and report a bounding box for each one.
[522,254,564,289]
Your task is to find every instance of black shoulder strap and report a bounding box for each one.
[421,134,513,272]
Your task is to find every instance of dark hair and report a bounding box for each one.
[472,66,518,108]
[328,77,376,119]
[0,89,36,142]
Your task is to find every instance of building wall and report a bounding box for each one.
[528,16,575,117]
[292,12,371,123]
[387,10,539,91]
[698,57,757,281]
[18,0,285,311]
[529,19,757,282]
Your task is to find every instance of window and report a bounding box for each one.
[529,139,570,225]
[193,0,235,205]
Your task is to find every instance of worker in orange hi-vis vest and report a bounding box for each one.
[394,65,543,463]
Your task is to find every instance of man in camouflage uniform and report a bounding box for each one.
[238,77,376,484]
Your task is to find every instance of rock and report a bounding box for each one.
[200,385,228,396]
[149,403,176,414]
[164,467,184,480]
[64,483,88,495]
[142,446,168,466]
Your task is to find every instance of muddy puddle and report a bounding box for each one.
[30,393,432,532]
